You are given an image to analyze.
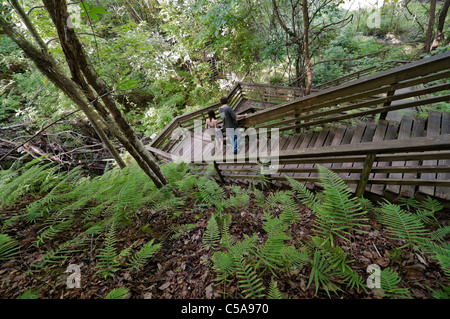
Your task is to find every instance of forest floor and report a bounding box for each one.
[0,181,449,300]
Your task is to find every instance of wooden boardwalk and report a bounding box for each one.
[149,52,450,202]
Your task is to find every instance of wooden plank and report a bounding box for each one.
[370,121,399,195]
[306,128,331,189]
[223,174,450,187]
[419,112,442,196]
[293,131,317,183]
[349,123,376,192]
[340,123,366,179]
[365,120,389,191]
[400,117,426,197]
[385,116,414,195]
[435,112,450,200]
[331,126,354,171]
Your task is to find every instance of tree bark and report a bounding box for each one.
[41,0,169,186]
[0,14,132,176]
[424,0,437,52]
[301,0,312,95]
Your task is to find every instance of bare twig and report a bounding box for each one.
[0,110,81,163]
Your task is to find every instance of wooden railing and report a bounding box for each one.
[149,82,304,153]
[312,60,410,90]
[240,52,450,133]
[199,133,450,198]
[150,52,450,199]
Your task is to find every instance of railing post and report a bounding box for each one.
[213,160,225,184]
[380,82,398,120]
[355,153,376,198]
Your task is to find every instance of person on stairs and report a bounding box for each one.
[205,108,223,154]
[218,97,247,155]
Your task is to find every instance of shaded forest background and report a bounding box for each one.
[1,0,449,173]
[0,0,450,301]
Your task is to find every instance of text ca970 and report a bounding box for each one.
[225,303,269,314]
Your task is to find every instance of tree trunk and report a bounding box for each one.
[42,0,168,187]
[301,0,312,95]
[3,2,126,171]
[0,13,171,186]
[424,0,437,52]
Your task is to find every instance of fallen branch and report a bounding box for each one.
[0,110,81,163]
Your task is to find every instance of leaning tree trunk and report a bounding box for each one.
[424,0,437,53]
[0,6,167,188]
[42,0,169,186]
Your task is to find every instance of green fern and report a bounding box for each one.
[212,251,235,283]
[235,257,265,299]
[95,222,120,278]
[281,245,310,271]
[257,215,290,271]
[32,234,88,268]
[219,213,235,248]
[267,278,283,299]
[379,268,411,299]
[127,239,162,272]
[377,201,429,247]
[312,236,365,291]
[202,214,221,249]
[0,233,20,261]
[105,287,131,299]
[308,250,340,297]
[16,289,41,299]
[420,241,450,278]
[287,166,368,242]
[36,218,74,247]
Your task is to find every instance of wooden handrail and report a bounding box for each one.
[240,52,450,129]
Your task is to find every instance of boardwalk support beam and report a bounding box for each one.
[213,160,225,184]
[355,153,376,198]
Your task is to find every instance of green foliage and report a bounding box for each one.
[127,239,162,272]
[95,222,120,279]
[16,289,41,299]
[104,287,131,299]
[267,278,283,299]
[0,233,20,261]
[377,201,429,247]
[235,256,265,299]
[288,166,368,242]
[379,268,411,299]
[202,214,221,249]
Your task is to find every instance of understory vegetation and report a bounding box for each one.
[0,159,449,299]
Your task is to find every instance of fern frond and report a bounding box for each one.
[36,218,74,247]
[32,234,88,268]
[95,222,120,278]
[212,251,235,283]
[316,165,368,241]
[267,278,283,299]
[16,289,41,299]
[420,241,450,278]
[127,239,162,272]
[202,214,221,249]
[286,176,320,212]
[220,214,235,248]
[377,202,429,247]
[281,246,310,271]
[379,268,411,299]
[258,216,290,271]
[307,250,340,297]
[0,233,20,261]
[105,287,131,299]
[235,257,265,299]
